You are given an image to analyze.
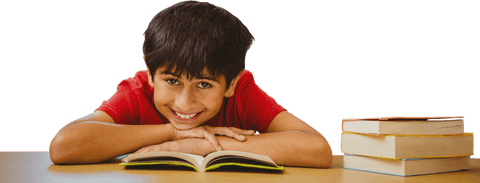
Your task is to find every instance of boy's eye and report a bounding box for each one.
[196,82,212,89]
[166,79,180,85]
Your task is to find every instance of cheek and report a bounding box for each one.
[199,90,225,111]
[153,85,174,106]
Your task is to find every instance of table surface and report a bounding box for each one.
[0,152,479,183]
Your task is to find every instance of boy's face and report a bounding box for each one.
[147,66,241,130]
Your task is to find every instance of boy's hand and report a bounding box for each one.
[172,125,255,151]
[133,138,215,156]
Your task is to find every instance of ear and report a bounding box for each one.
[144,56,154,88]
[224,70,245,98]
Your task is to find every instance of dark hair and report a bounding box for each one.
[143,1,254,89]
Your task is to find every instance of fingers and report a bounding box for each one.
[204,126,255,142]
[172,126,208,140]
[134,144,165,154]
[171,125,255,152]
[133,142,177,154]
[201,129,222,151]
[171,126,222,151]
[203,125,244,141]
[228,127,256,136]
[133,146,152,154]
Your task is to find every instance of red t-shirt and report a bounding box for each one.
[96,70,286,133]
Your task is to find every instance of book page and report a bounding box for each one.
[121,151,204,168]
[202,150,278,168]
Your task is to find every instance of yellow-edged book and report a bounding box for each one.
[341,132,473,159]
[120,150,283,172]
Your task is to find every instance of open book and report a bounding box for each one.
[120,150,284,172]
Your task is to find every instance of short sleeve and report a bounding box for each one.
[234,71,286,133]
[96,79,140,125]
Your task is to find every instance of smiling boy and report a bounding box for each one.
[50,1,332,168]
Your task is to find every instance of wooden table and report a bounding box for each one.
[1,152,479,183]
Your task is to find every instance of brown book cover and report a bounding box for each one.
[342,116,464,135]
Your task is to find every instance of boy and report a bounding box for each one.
[50,1,332,168]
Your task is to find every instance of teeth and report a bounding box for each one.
[175,112,197,119]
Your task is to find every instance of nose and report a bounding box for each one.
[175,87,197,112]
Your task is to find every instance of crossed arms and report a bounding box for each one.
[49,110,332,168]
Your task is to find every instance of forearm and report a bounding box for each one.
[49,122,174,164]
[217,131,332,168]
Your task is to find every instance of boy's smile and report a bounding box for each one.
[169,108,203,122]
[147,66,240,130]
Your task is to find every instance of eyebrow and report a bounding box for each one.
[159,71,219,82]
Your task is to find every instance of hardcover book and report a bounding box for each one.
[342,116,464,135]
[341,132,474,159]
[343,154,471,176]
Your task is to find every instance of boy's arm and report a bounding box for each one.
[50,111,253,164]
[49,110,175,164]
[220,111,332,168]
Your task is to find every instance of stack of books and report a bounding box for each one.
[341,116,473,176]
